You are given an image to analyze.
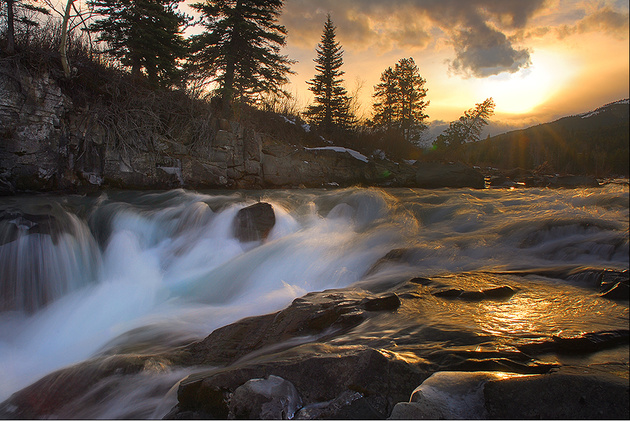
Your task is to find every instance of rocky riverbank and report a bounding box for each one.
[0,59,483,194]
[1,265,627,419]
[1,59,605,195]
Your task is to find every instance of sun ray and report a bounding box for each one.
[475,49,577,115]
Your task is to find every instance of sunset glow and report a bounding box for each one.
[278,0,630,133]
[64,0,630,134]
[476,50,572,115]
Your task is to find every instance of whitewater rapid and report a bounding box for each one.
[0,186,628,415]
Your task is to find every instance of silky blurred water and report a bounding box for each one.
[0,185,628,417]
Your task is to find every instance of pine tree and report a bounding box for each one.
[371,57,429,144]
[435,98,495,148]
[190,0,294,110]
[87,0,188,87]
[305,14,352,134]
[372,66,400,132]
[396,57,429,143]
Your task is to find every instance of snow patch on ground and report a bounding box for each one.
[280,116,311,133]
[305,146,369,163]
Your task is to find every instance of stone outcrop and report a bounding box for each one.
[0,63,492,193]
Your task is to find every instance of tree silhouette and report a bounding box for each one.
[371,57,429,144]
[372,66,400,132]
[435,98,495,148]
[190,0,294,111]
[87,0,189,87]
[304,14,353,134]
[2,0,49,54]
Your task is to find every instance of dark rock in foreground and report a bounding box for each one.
[1,272,627,419]
[389,366,629,419]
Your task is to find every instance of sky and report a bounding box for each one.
[271,0,629,137]
[55,0,629,138]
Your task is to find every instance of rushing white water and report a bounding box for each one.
[0,185,628,416]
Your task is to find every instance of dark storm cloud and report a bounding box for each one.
[448,23,532,78]
[282,0,547,77]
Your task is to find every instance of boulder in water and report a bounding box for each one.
[361,293,401,311]
[233,202,276,242]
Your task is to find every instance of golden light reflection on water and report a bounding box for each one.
[477,295,559,338]
[474,287,626,342]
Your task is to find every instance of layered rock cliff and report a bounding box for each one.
[0,60,487,194]
[0,61,366,193]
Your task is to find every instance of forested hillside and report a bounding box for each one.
[441,100,629,177]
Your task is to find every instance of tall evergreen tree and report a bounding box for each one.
[395,57,429,143]
[87,0,188,87]
[371,57,429,144]
[190,0,294,110]
[305,14,352,134]
[371,66,400,132]
[435,98,495,148]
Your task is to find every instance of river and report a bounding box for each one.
[0,185,628,418]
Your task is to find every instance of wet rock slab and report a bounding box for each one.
[389,366,629,419]
[1,271,628,419]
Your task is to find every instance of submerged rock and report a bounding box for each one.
[432,285,516,301]
[0,355,170,419]
[233,202,276,242]
[361,293,401,311]
[517,329,630,356]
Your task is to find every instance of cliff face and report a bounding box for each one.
[1,62,491,194]
[0,63,375,194]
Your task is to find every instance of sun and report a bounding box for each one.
[476,50,574,115]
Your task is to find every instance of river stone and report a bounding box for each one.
[484,365,629,419]
[414,162,485,189]
[388,371,512,420]
[361,293,401,311]
[173,343,426,419]
[601,281,629,300]
[551,175,600,188]
[229,375,302,420]
[233,202,276,242]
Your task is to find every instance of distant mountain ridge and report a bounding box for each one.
[452,99,629,177]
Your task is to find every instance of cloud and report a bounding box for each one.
[447,23,532,78]
[282,0,547,77]
[557,6,629,39]
[281,0,627,78]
